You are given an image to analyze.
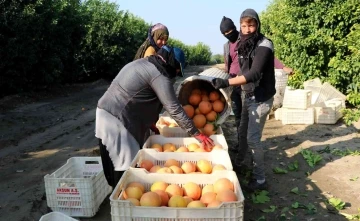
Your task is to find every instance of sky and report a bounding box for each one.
[112,0,272,55]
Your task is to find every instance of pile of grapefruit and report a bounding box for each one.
[183,89,226,136]
[150,142,223,152]
[139,158,227,174]
[123,177,237,208]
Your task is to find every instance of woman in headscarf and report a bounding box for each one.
[133,23,170,134]
[134,23,169,60]
[96,46,214,188]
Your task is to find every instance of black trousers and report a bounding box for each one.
[231,86,242,134]
[98,139,124,189]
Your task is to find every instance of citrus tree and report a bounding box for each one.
[261,0,360,107]
[0,0,214,97]
[78,0,149,80]
[0,0,85,95]
[168,39,212,66]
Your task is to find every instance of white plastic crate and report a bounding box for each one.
[130,149,233,171]
[274,108,283,120]
[275,69,288,88]
[156,116,224,137]
[39,212,78,221]
[315,82,346,107]
[282,89,312,109]
[314,99,343,124]
[142,135,229,151]
[273,69,289,109]
[303,78,322,105]
[281,108,315,125]
[44,157,112,217]
[110,169,244,221]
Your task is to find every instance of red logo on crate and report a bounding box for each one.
[56,187,80,195]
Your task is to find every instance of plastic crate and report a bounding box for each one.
[282,89,312,109]
[314,99,343,124]
[39,212,78,221]
[281,108,315,125]
[315,82,346,107]
[303,78,322,105]
[130,149,233,171]
[44,157,112,217]
[156,115,224,137]
[273,69,289,109]
[274,108,283,120]
[275,69,288,88]
[142,135,229,151]
[110,169,244,221]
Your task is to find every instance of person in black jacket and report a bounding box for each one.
[212,9,275,192]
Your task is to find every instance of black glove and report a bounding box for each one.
[211,78,229,89]
[150,124,160,134]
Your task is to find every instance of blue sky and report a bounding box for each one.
[112,0,272,55]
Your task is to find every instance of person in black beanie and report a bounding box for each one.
[219,16,242,155]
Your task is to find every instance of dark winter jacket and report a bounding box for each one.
[238,9,276,102]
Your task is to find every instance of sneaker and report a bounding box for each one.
[245,179,268,192]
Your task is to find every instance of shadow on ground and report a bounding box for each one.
[222,115,360,221]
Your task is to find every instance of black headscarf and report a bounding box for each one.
[148,47,180,79]
[237,9,264,57]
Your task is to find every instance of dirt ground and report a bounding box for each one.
[0,65,359,221]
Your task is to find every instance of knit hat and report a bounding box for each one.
[220,16,236,34]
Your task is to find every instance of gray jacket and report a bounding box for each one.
[97,58,199,146]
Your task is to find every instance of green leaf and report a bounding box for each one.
[280,207,289,214]
[279,213,287,221]
[292,202,299,208]
[350,176,359,181]
[305,203,317,214]
[290,187,299,194]
[287,160,299,171]
[340,212,360,220]
[273,167,288,174]
[329,197,346,210]
[262,205,277,213]
[256,216,266,221]
[300,149,322,168]
[252,190,271,204]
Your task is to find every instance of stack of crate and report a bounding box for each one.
[108,114,245,220]
[305,79,346,124]
[276,88,315,125]
[275,79,347,125]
